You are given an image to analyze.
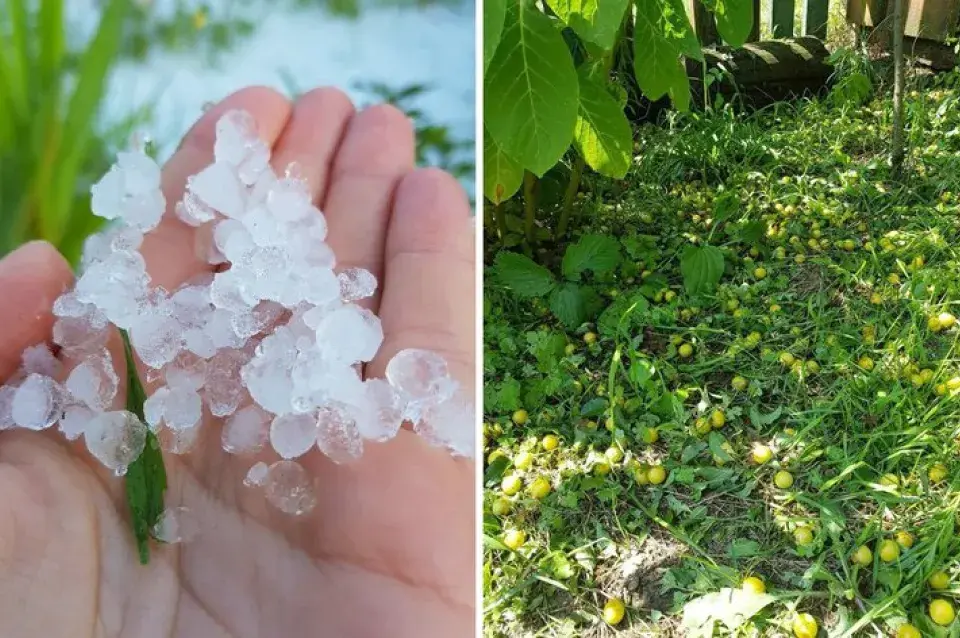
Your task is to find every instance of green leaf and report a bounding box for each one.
[484,0,507,71]
[680,244,724,295]
[545,0,630,49]
[493,251,557,297]
[736,220,766,244]
[713,191,739,222]
[484,127,524,204]
[120,329,168,566]
[707,431,732,463]
[747,405,781,427]
[712,0,754,47]
[580,397,609,416]
[598,292,650,338]
[549,283,602,327]
[633,0,700,109]
[681,588,777,637]
[562,233,622,280]
[573,69,633,178]
[485,0,579,176]
[729,538,760,558]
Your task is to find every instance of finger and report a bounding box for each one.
[140,86,293,292]
[321,105,415,311]
[269,87,356,203]
[0,242,73,382]
[365,168,475,391]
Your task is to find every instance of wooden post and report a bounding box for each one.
[768,0,796,37]
[802,0,829,38]
[748,0,761,41]
[686,0,720,45]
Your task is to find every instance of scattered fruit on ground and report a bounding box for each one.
[897,623,921,638]
[929,571,950,590]
[792,613,818,638]
[852,545,873,566]
[742,576,766,594]
[774,470,794,489]
[503,529,525,550]
[879,539,901,562]
[603,598,625,626]
[930,599,956,626]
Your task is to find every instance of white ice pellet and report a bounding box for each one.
[264,460,316,515]
[314,305,383,364]
[243,461,270,487]
[338,268,377,302]
[270,413,318,459]
[315,403,363,464]
[152,506,199,544]
[21,344,61,378]
[221,404,269,454]
[84,410,147,475]
[12,373,62,431]
[0,385,16,430]
[60,404,95,441]
[65,353,118,411]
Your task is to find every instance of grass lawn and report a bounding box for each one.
[483,69,960,637]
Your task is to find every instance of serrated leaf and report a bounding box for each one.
[598,293,650,338]
[580,397,609,416]
[573,69,633,178]
[736,220,766,244]
[485,0,579,176]
[546,0,630,49]
[549,282,602,327]
[484,455,511,485]
[494,251,557,297]
[748,405,782,426]
[484,127,524,204]
[680,244,724,295]
[730,538,760,558]
[713,191,739,222]
[707,431,732,463]
[484,0,507,71]
[712,0,753,47]
[681,588,776,637]
[562,234,622,280]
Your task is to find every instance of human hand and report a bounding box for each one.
[0,86,475,638]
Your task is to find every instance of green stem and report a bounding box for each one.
[557,155,585,239]
[494,202,508,245]
[522,171,538,245]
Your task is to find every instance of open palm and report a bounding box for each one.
[0,86,475,638]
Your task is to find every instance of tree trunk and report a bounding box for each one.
[891,0,906,176]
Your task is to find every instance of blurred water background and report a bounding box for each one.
[0,0,475,262]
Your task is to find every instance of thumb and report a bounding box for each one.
[0,241,73,382]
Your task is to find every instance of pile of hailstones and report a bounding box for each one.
[0,110,474,518]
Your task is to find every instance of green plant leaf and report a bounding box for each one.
[545,0,630,50]
[681,587,776,637]
[562,233,622,280]
[633,0,700,109]
[120,329,167,565]
[712,0,753,47]
[680,244,724,295]
[494,251,557,297]
[484,127,524,204]
[485,0,579,176]
[484,0,507,71]
[573,69,633,178]
[598,292,650,338]
[549,283,601,327]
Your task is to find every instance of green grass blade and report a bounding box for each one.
[4,0,31,112]
[37,0,65,95]
[40,0,127,242]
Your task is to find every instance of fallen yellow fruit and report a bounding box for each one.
[929,571,950,590]
[930,598,956,626]
[491,497,512,516]
[793,613,818,638]
[503,529,525,550]
[895,530,914,549]
[603,598,625,625]
[501,474,522,496]
[878,539,900,562]
[897,624,921,638]
[514,451,534,471]
[774,470,794,489]
[528,476,551,499]
[541,434,559,451]
[752,444,773,465]
[512,409,528,425]
[929,462,948,483]
[794,525,814,545]
[647,465,667,485]
[679,343,694,358]
[852,545,873,566]
[741,576,766,594]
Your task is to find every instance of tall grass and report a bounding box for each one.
[0,0,129,264]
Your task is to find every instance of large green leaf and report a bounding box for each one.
[484,0,506,71]
[545,0,630,50]
[573,69,632,178]
[485,0,579,176]
[494,251,558,297]
[484,127,524,204]
[633,0,700,108]
[680,244,724,295]
[712,0,753,47]
[562,233,622,280]
[549,283,602,327]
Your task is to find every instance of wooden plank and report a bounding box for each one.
[685,0,720,44]
[768,0,796,37]
[748,0,761,41]
[802,0,829,38]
